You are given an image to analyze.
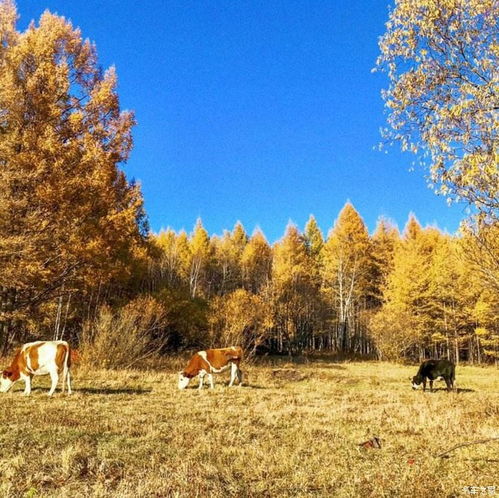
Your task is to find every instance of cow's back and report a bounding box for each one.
[206,346,242,369]
[23,341,70,374]
[421,359,454,378]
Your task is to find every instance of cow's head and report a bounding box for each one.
[178,372,191,390]
[0,369,16,392]
[411,375,422,390]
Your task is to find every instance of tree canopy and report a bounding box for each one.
[376,0,498,219]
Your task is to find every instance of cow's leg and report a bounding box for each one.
[229,363,237,387]
[208,374,214,389]
[429,379,434,392]
[48,369,59,396]
[444,377,452,392]
[66,371,72,395]
[23,375,32,396]
[237,368,243,386]
[422,378,427,392]
[198,371,205,390]
[61,368,66,395]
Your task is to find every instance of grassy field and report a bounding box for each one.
[0,358,497,497]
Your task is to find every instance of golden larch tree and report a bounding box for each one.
[321,203,372,352]
[0,2,146,342]
[241,229,272,294]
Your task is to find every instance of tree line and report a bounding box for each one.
[142,210,498,363]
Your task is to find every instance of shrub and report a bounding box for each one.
[80,296,167,369]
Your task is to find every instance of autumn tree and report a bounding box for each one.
[371,216,454,360]
[271,224,322,353]
[304,215,324,260]
[472,288,499,364]
[376,0,499,218]
[150,229,191,291]
[321,203,372,353]
[369,217,400,307]
[457,222,499,363]
[186,219,212,299]
[0,2,146,345]
[208,289,270,356]
[211,222,247,295]
[427,234,468,361]
[459,216,499,293]
[241,229,272,294]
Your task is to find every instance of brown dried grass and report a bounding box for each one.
[0,360,497,497]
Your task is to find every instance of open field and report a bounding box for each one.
[0,358,497,497]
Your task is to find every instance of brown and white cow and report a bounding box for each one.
[0,341,72,396]
[178,346,243,390]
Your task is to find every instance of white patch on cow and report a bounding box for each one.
[412,382,420,390]
[0,376,14,393]
[211,364,229,374]
[198,351,229,374]
[198,351,213,372]
[31,342,59,375]
[178,372,190,390]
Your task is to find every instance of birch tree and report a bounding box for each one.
[376,0,499,218]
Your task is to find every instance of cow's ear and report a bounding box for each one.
[3,370,12,378]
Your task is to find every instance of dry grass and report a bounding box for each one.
[0,358,497,497]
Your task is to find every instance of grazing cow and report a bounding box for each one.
[0,341,72,396]
[412,359,455,392]
[178,346,243,390]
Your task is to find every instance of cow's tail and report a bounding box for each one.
[61,342,71,394]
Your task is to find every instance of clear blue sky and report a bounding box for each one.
[18,0,468,241]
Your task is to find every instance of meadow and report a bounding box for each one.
[0,358,497,498]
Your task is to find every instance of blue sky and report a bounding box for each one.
[17,0,468,241]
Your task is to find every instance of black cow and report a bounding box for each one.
[412,359,455,392]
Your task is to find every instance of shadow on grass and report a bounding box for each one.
[425,387,475,393]
[184,384,267,390]
[75,387,153,395]
[315,364,347,370]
